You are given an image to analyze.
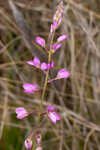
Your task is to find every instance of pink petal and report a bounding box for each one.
[35,36,46,47]
[27,60,34,66]
[57,34,68,42]
[48,112,57,124]
[57,69,70,79]
[53,112,61,120]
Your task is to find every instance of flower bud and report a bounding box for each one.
[24,137,33,149]
[36,134,42,145]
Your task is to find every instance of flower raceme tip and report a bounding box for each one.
[23,83,39,94]
[15,107,28,119]
[52,1,64,30]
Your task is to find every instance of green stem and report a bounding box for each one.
[38,30,55,123]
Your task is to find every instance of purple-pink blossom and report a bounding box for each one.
[15,107,28,119]
[24,137,33,149]
[23,83,39,93]
[52,43,62,52]
[57,69,70,79]
[46,105,61,124]
[57,34,68,42]
[35,36,46,47]
[40,62,48,70]
[27,56,40,68]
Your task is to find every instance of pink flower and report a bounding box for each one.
[24,137,33,149]
[57,34,68,42]
[57,69,70,79]
[35,36,46,47]
[15,107,28,119]
[27,57,40,68]
[52,43,62,52]
[23,83,39,93]
[46,105,61,124]
[40,62,48,70]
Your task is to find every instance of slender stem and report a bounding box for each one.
[40,51,51,110]
[40,30,55,111]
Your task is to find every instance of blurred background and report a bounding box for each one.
[0,0,100,150]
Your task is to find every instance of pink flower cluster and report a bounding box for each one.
[27,56,54,71]
[35,34,67,53]
[15,106,60,124]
